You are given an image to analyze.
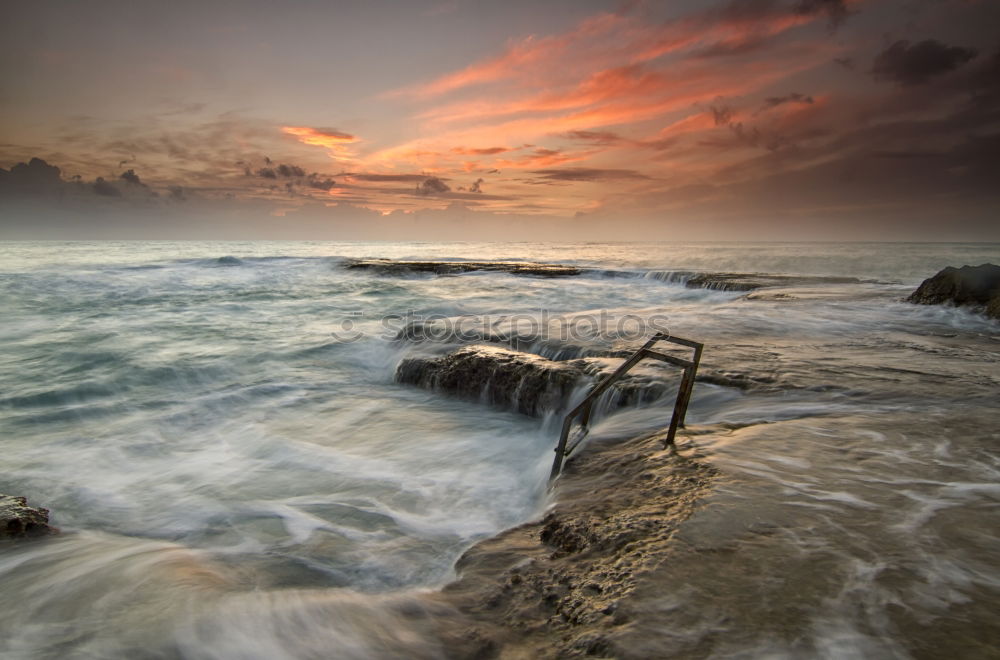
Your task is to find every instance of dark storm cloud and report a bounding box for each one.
[530,168,650,182]
[276,164,305,177]
[1,157,165,201]
[92,177,120,196]
[416,177,451,195]
[250,162,333,195]
[872,39,979,86]
[307,176,335,191]
[0,158,63,189]
[120,168,142,184]
[254,164,291,178]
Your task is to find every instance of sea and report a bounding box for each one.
[1,241,998,659]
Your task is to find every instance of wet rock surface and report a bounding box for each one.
[907,263,1000,319]
[343,259,874,293]
[397,345,579,417]
[431,431,720,659]
[1,494,57,539]
[396,345,670,417]
[343,259,583,277]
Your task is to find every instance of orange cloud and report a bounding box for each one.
[391,12,627,99]
[495,147,596,170]
[282,126,358,160]
[341,3,858,216]
[397,1,860,102]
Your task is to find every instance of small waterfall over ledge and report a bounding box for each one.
[395,345,673,422]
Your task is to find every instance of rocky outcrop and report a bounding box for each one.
[1,494,57,539]
[396,345,669,418]
[397,345,580,417]
[343,259,874,291]
[907,264,1000,319]
[430,430,720,659]
[344,259,582,277]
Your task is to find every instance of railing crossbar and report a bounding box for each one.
[642,350,692,368]
[549,333,703,481]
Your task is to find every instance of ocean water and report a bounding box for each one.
[1,240,998,659]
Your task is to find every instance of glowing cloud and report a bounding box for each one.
[282,126,359,160]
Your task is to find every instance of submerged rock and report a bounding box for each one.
[344,259,582,277]
[1,494,57,539]
[907,263,1000,320]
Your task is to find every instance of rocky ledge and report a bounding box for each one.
[1,494,57,539]
[907,263,1000,320]
[431,429,720,658]
[649,271,865,292]
[396,345,669,417]
[343,258,876,293]
[343,259,583,277]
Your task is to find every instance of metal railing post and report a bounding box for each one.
[549,334,703,482]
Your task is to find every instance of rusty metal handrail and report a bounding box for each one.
[549,333,703,481]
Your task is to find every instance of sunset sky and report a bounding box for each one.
[1,0,998,240]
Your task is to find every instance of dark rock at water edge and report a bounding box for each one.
[907,264,1000,319]
[397,346,582,417]
[344,259,582,277]
[1,494,57,539]
[396,345,669,417]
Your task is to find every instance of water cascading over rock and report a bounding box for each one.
[395,345,670,419]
